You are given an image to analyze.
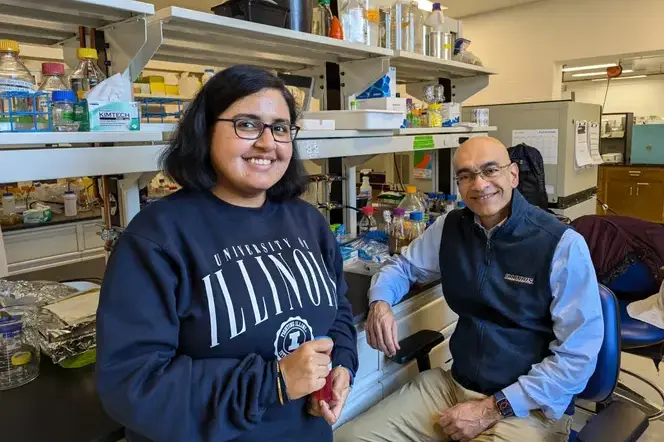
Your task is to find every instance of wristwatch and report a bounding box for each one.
[493,391,515,418]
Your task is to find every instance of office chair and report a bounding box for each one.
[390,285,649,442]
[604,259,664,422]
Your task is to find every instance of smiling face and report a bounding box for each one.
[453,137,519,228]
[210,88,293,205]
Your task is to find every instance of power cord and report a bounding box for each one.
[393,153,405,192]
[596,197,620,216]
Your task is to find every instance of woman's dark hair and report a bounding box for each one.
[160,65,308,201]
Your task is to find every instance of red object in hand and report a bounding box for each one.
[314,372,333,403]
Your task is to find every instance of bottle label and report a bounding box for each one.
[0,78,33,91]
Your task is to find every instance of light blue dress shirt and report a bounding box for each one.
[369,214,604,419]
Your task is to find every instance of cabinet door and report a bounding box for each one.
[635,181,664,222]
[605,180,638,217]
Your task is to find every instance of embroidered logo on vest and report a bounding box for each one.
[504,273,534,285]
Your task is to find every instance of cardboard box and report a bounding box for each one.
[356,67,397,99]
[88,102,141,131]
[357,97,407,113]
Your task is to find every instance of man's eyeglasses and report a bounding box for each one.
[217,118,300,143]
[456,163,511,185]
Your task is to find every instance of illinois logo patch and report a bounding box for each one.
[274,316,314,360]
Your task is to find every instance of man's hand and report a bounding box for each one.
[366,301,400,357]
[308,366,351,426]
[438,397,502,442]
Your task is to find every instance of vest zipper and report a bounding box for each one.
[485,239,492,265]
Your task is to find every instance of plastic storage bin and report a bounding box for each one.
[302,110,405,130]
[212,0,290,28]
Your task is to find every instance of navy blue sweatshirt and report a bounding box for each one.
[96,190,358,442]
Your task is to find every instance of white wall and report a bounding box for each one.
[462,0,664,105]
[564,76,664,118]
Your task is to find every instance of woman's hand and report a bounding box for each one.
[308,366,352,426]
[279,338,333,400]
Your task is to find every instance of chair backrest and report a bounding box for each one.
[607,260,658,296]
[578,285,621,402]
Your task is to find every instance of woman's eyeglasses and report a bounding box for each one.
[217,118,300,143]
[456,163,511,186]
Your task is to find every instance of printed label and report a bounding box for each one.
[413,135,435,150]
[0,78,33,91]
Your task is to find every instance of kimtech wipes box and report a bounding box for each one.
[88,102,140,131]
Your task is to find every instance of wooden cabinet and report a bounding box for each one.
[598,165,664,223]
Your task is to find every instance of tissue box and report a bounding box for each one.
[357,67,396,99]
[88,102,140,131]
[442,103,460,127]
[357,97,407,113]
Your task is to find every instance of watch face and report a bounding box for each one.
[497,398,513,417]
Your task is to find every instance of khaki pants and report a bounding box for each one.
[335,368,572,442]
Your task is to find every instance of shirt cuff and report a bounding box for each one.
[368,286,395,306]
[332,352,357,385]
[502,382,540,418]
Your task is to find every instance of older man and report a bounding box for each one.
[335,137,603,442]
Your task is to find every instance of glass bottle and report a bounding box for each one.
[397,186,426,219]
[388,208,408,255]
[0,40,36,131]
[407,2,425,54]
[312,0,333,37]
[37,63,69,130]
[359,205,378,234]
[341,0,368,44]
[408,211,426,241]
[69,48,106,101]
[366,0,380,46]
[51,90,79,132]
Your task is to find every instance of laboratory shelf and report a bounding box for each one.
[0,144,165,182]
[149,7,393,71]
[297,128,491,160]
[0,0,154,46]
[395,126,497,135]
[391,51,496,83]
[0,131,164,146]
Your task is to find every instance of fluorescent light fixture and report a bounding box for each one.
[415,0,434,11]
[573,71,610,77]
[562,63,618,72]
[591,75,648,82]
[574,69,634,78]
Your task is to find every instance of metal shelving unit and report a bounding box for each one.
[0,0,154,45]
[0,0,498,273]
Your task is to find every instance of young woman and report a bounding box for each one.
[96,65,358,442]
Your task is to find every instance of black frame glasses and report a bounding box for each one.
[217,118,300,143]
[455,163,512,185]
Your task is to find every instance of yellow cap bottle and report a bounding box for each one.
[0,39,20,53]
[77,48,98,60]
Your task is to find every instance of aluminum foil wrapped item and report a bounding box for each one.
[37,289,99,364]
[0,280,78,308]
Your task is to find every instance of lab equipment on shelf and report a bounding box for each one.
[51,91,79,132]
[341,0,368,44]
[2,188,15,215]
[366,0,380,46]
[312,0,333,37]
[359,206,378,235]
[0,90,51,132]
[446,194,457,213]
[407,210,426,240]
[0,40,36,131]
[63,188,78,217]
[397,186,426,219]
[407,1,426,55]
[37,63,70,130]
[138,96,185,123]
[425,3,451,60]
[388,207,407,255]
[69,48,106,100]
[212,0,290,28]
